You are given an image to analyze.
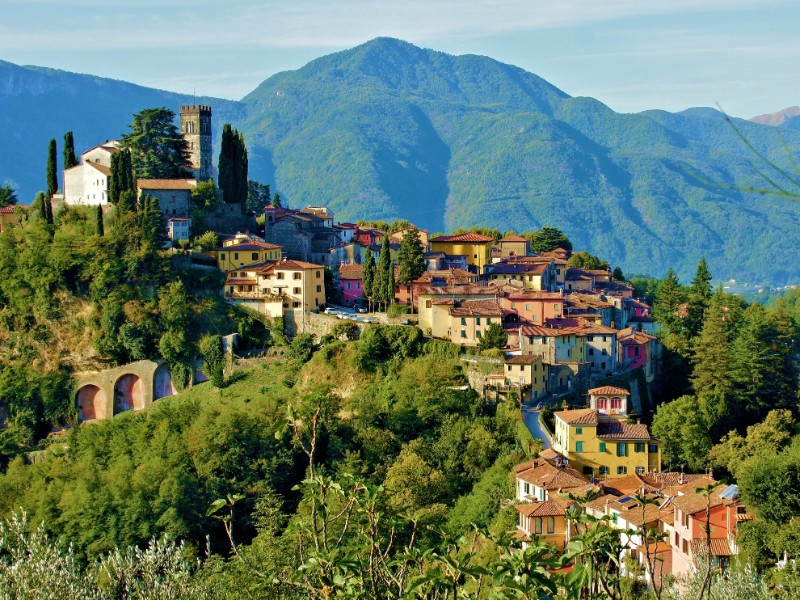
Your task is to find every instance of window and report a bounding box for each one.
[534,518,542,535]
[316,271,321,278]
[234,253,239,260]
[576,441,583,452]
[611,397,621,410]
[525,303,530,311]
[220,253,226,260]
[346,282,351,290]
[599,466,609,475]
[554,304,560,311]
[476,318,481,326]
[476,331,482,338]
[523,482,530,495]
[682,539,688,554]
[277,272,284,279]
[601,362,606,369]
[636,466,645,475]
[293,287,301,294]
[588,348,594,356]
[460,317,466,325]
[293,302,300,308]
[617,443,627,457]
[599,442,606,452]
[486,318,492,324]
[294,272,302,280]
[460,330,466,339]
[576,427,582,435]
[519,365,524,371]
[316,285,322,293]
[635,442,645,453]
[252,252,258,261]
[547,517,555,534]
[649,444,658,454]
[617,466,627,475]
[597,398,607,409]
[425,300,432,309]
[583,466,593,476]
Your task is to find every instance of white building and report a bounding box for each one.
[63,141,120,206]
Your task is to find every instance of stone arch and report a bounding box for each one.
[77,385,108,421]
[153,363,176,400]
[114,374,144,414]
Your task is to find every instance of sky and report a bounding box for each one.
[1,0,798,118]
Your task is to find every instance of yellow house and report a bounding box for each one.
[447,299,504,347]
[216,239,282,271]
[504,354,547,401]
[225,258,326,316]
[485,260,557,292]
[416,286,498,336]
[551,386,661,478]
[429,232,494,273]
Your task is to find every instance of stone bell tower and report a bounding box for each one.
[180,104,212,181]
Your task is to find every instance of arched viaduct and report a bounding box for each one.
[73,359,207,422]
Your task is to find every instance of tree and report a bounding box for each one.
[46,138,58,198]
[95,205,104,237]
[612,266,625,282]
[218,124,248,205]
[362,251,375,309]
[246,180,271,213]
[121,107,190,179]
[653,268,684,337]
[191,179,219,209]
[198,334,225,387]
[193,231,218,252]
[375,236,392,309]
[524,226,572,253]
[63,131,78,169]
[651,394,712,472]
[567,251,609,271]
[0,184,17,208]
[396,227,426,285]
[478,322,508,351]
[272,192,282,208]
[685,258,713,339]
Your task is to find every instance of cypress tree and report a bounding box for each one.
[35,192,48,222]
[376,236,392,309]
[118,190,136,215]
[63,131,78,169]
[362,251,375,307]
[219,124,233,203]
[685,258,713,339]
[397,227,425,284]
[46,138,58,197]
[108,151,121,204]
[237,131,248,204]
[386,258,395,307]
[95,205,104,236]
[219,124,248,205]
[122,148,134,193]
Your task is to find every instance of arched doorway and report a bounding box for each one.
[114,374,144,414]
[153,363,176,400]
[77,385,108,420]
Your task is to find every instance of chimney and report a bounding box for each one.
[679,469,685,485]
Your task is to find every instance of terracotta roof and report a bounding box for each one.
[519,325,573,338]
[505,354,542,365]
[516,459,592,491]
[226,278,257,285]
[417,285,494,297]
[339,263,363,280]
[596,421,652,440]
[256,259,323,273]
[86,162,111,176]
[503,290,563,301]
[589,386,630,396]
[600,474,660,496]
[167,217,189,222]
[218,240,281,252]
[516,500,569,517]
[555,408,598,425]
[137,179,196,191]
[672,485,731,515]
[430,232,494,243]
[0,206,16,214]
[690,539,733,557]
[450,299,503,317]
[538,448,560,461]
[499,234,528,243]
[488,262,549,276]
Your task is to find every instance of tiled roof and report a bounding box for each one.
[516,500,569,517]
[555,408,598,425]
[417,285,494,297]
[0,206,16,214]
[488,262,548,275]
[431,232,494,243]
[499,234,528,243]
[503,290,563,301]
[596,421,652,440]
[505,354,541,365]
[690,539,733,557]
[339,263,363,280]
[672,485,731,515]
[450,299,503,317]
[517,460,592,491]
[167,217,189,222]
[218,240,282,252]
[589,386,630,396]
[86,162,111,176]
[137,178,196,190]
[415,268,475,282]
[256,259,322,273]
[225,278,257,285]
[519,325,572,338]
[600,474,660,496]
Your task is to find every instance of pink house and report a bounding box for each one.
[339,263,363,306]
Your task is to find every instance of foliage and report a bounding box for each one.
[191,179,220,209]
[193,231,218,252]
[523,226,572,253]
[478,322,508,350]
[362,250,375,305]
[567,251,609,271]
[375,235,392,309]
[46,138,58,197]
[396,227,425,284]
[331,321,360,341]
[288,333,316,363]
[246,179,271,214]
[651,395,712,472]
[0,184,17,207]
[63,131,78,170]
[198,334,225,387]
[121,107,190,179]
[218,124,248,205]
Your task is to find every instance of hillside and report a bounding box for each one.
[3,39,800,284]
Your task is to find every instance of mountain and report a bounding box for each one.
[2,39,800,285]
[750,106,800,126]
[0,60,243,202]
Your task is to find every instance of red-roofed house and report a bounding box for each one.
[429,232,494,273]
[338,263,363,306]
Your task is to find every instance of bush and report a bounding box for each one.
[331,321,360,341]
[387,304,410,318]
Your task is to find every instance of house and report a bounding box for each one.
[670,484,747,579]
[0,206,20,234]
[354,226,384,247]
[225,258,326,317]
[550,386,661,479]
[499,290,564,324]
[216,239,282,271]
[137,179,196,217]
[497,234,529,259]
[485,260,558,292]
[423,251,469,271]
[513,456,596,550]
[617,327,661,380]
[416,285,498,335]
[396,268,477,308]
[564,292,615,326]
[166,217,191,242]
[446,299,505,347]
[517,324,585,364]
[264,205,339,266]
[574,322,618,375]
[339,263,363,306]
[503,354,548,401]
[63,141,120,205]
[429,232,494,273]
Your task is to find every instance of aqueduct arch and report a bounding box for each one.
[153,363,177,400]
[114,373,145,414]
[76,385,108,421]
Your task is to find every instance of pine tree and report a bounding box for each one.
[685,258,713,339]
[376,236,392,309]
[272,193,282,208]
[121,108,189,179]
[397,227,426,284]
[95,205,104,237]
[46,138,58,198]
[63,131,78,169]
[362,251,375,308]
[692,288,735,438]
[612,266,625,282]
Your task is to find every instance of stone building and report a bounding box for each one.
[180,105,213,181]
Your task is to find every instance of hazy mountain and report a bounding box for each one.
[2,39,800,285]
[750,106,800,126]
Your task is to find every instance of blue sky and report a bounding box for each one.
[2,0,798,118]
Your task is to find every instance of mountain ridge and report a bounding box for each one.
[2,38,799,285]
